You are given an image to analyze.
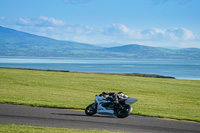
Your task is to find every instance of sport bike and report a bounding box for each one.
[85,93,138,118]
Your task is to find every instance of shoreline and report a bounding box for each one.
[1,66,200,80]
[1,67,176,79]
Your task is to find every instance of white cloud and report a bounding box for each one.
[103,24,130,35]
[139,27,195,41]
[166,27,195,40]
[39,16,65,26]
[18,16,65,27]
[141,28,165,40]
[102,24,195,41]
[0,17,199,48]
[100,24,199,47]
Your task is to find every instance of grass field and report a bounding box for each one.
[0,68,200,122]
[0,124,125,133]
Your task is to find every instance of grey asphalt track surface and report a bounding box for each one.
[0,104,199,133]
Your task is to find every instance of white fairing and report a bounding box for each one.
[94,95,104,102]
[94,95,137,115]
[125,98,138,105]
[97,102,114,114]
[95,95,114,114]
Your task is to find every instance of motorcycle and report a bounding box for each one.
[85,93,138,118]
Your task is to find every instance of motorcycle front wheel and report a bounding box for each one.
[85,103,97,116]
[114,104,133,118]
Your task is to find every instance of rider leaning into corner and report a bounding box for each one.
[100,92,128,106]
[85,91,138,118]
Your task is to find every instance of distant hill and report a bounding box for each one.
[0,26,101,57]
[102,44,174,58]
[0,26,200,59]
[102,44,200,59]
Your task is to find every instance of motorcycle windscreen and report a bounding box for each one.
[125,98,138,105]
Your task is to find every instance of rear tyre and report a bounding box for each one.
[85,103,97,116]
[114,104,132,118]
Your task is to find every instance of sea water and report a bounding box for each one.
[0,57,200,80]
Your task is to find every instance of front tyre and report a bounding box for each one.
[85,103,97,116]
[114,104,133,118]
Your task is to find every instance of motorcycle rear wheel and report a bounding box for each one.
[114,104,132,118]
[85,103,97,116]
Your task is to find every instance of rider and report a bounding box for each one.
[100,92,128,106]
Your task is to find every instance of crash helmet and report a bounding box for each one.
[118,92,125,98]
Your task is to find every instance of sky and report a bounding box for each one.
[0,0,200,48]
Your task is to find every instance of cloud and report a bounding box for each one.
[99,24,199,47]
[167,28,195,40]
[102,24,195,42]
[0,17,199,48]
[65,24,93,34]
[140,28,165,40]
[39,16,65,26]
[140,27,195,41]
[18,16,65,27]
[103,24,130,35]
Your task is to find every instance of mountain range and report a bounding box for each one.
[0,26,200,59]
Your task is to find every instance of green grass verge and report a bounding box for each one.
[0,124,125,133]
[0,68,200,122]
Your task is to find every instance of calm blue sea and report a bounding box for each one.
[0,57,200,80]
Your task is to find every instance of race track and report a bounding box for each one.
[0,104,199,133]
